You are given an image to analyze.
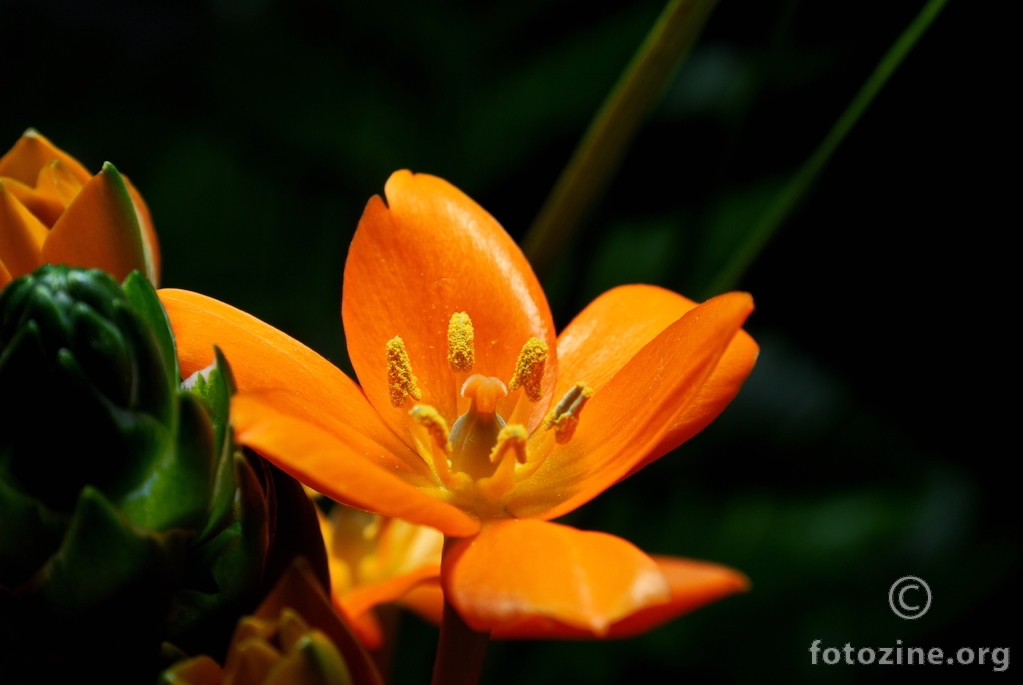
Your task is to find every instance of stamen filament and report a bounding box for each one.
[410,404,469,489]
[488,424,528,464]
[409,404,451,454]
[476,444,519,500]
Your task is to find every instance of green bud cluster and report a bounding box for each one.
[0,265,327,679]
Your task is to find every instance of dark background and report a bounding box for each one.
[2,0,1014,682]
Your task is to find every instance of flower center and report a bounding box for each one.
[386,311,590,503]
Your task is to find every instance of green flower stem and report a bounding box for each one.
[431,539,490,685]
[523,0,719,277]
[430,601,490,685]
[704,0,950,295]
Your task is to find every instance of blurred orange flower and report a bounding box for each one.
[161,560,383,685]
[159,170,757,638]
[0,129,159,288]
[318,505,442,649]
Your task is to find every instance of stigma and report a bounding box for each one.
[447,374,510,480]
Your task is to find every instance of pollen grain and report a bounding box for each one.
[386,336,422,406]
[508,337,548,402]
[447,311,476,373]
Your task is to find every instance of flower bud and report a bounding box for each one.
[0,266,327,680]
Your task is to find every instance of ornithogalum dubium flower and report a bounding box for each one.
[318,505,443,649]
[0,129,159,288]
[161,559,384,685]
[158,171,758,640]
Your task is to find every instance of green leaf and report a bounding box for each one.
[112,299,174,422]
[702,0,950,295]
[187,346,239,542]
[54,346,168,501]
[33,486,189,617]
[164,453,269,651]
[523,0,720,277]
[184,345,234,457]
[117,393,216,531]
[69,300,134,407]
[123,270,179,386]
[0,478,68,588]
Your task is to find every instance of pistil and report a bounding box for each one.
[449,375,508,480]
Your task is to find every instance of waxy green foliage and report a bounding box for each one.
[0,265,326,678]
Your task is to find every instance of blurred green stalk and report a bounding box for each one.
[705,0,950,295]
[523,0,719,277]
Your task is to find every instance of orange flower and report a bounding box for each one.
[318,505,443,649]
[0,129,159,288]
[158,170,758,639]
[161,559,383,685]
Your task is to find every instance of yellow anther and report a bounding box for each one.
[543,382,593,444]
[447,311,476,373]
[386,336,421,407]
[409,404,451,454]
[508,337,548,402]
[489,423,529,464]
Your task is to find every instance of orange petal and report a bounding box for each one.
[35,159,85,220]
[123,174,161,285]
[373,516,445,574]
[254,560,384,685]
[626,331,759,479]
[342,171,557,442]
[555,284,757,398]
[1,174,67,227]
[0,129,91,186]
[0,182,48,277]
[338,604,384,651]
[233,393,481,538]
[341,564,440,619]
[397,579,445,626]
[158,288,431,482]
[491,556,748,639]
[510,292,754,520]
[41,162,149,282]
[0,259,11,288]
[554,285,690,396]
[552,284,758,480]
[442,520,670,635]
